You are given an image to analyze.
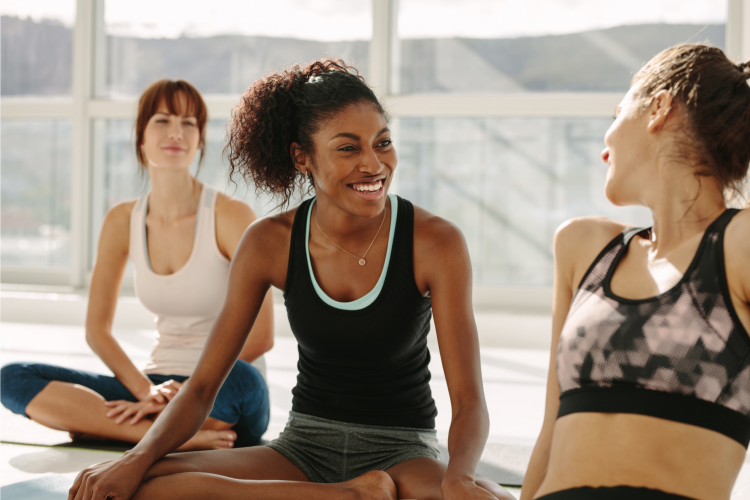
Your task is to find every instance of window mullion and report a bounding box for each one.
[70,0,96,288]
[369,0,396,97]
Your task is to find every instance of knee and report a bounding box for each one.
[1,362,30,393]
[228,360,264,382]
[1,362,33,411]
[226,360,268,397]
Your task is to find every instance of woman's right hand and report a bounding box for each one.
[105,400,167,425]
[68,452,149,500]
[139,379,184,404]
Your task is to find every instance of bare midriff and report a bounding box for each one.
[534,413,746,500]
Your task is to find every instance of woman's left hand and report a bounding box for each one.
[442,475,515,500]
[105,400,167,425]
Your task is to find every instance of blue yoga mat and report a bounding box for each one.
[1,474,74,500]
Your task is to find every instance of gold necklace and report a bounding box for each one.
[314,204,388,266]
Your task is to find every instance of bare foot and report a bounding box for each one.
[342,471,397,500]
[178,429,236,451]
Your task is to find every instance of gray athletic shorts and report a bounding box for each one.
[266,411,442,483]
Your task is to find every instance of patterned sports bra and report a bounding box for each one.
[556,209,750,447]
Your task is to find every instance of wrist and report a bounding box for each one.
[442,473,474,489]
[134,381,153,401]
[122,448,153,470]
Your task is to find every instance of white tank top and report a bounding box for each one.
[129,185,266,378]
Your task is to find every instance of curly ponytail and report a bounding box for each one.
[225,59,387,209]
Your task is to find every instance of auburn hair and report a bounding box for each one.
[135,79,208,171]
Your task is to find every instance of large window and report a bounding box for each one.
[395,0,726,93]
[396,117,651,286]
[1,2,76,96]
[1,0,748,297]
[98,0,372,97]
[1,120,72,268]
[392,0,729,286]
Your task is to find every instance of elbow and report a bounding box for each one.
[261,335,274,354]
[84,328,99,350]
[254,329,275,356]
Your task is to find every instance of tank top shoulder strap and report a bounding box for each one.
[391,195,416,279]
[689,208,742,294]
[704,208,741,246]
[576,225,648,295]
[195,185,216,240]
[284,198,315,299]
[129,194,150,269]
[193,185,224,259]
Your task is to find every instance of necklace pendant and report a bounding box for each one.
[359,258,366,266]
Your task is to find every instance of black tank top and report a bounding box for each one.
[557,209,750,446]
[283,195,437,429]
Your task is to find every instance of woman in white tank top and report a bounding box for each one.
[0,80,273,451]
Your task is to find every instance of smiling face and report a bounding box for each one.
[601,84,657,207]
[140,93,201,171]
[295,101,396,218]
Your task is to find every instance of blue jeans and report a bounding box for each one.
[0,360,269,447]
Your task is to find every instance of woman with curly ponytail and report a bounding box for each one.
[69,59,514,500]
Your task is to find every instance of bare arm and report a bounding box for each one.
[413,209,492,497]
[216,195,274,363]
[520,217,624,500]
[69,217,286,500]
[86,202,154,401]
[725,209,750,336]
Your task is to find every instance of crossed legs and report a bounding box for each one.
[130,447,515,499]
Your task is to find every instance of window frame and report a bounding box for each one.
[1,0,748,311]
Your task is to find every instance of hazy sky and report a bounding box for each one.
[2,0,726,40]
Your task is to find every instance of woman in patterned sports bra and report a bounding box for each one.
[522,45,750,500]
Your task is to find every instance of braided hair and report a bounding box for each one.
[632,44,750,200]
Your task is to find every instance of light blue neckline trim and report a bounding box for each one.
[305,193,398,310]
[143,185,205,273]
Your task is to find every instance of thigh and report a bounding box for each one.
[386,458,510,500]
[145,446,309,483]
[386,457,444,500]
[1,362,134,411]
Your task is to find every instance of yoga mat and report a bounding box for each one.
[1,407,134,452]
[2,408,531,486]
[1,474,74,500]
[0,407,269,452]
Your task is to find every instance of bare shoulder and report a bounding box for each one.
[233,204,301,288]
[104,199,138,225]
[237,204,300,258]
[412,204,466,252]
[555,216,628,252]
[97,200,138,255]
[725,209,750,296]
[101,200,138,236]
[215,191,256,227]
[725,208,750,254]
[555,216,630,289]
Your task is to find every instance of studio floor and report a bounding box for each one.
[3,320,750,498]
